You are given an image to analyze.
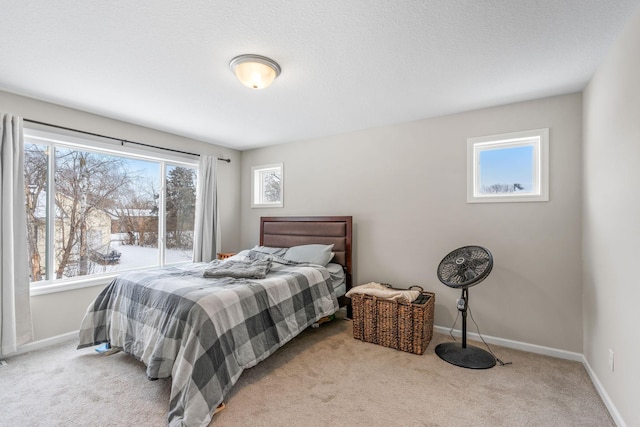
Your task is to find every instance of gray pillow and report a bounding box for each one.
[283,244,334,266]
[325,262,344,275]
[251,245,288,257]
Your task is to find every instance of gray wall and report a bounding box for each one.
[0,90,242,341]
[583,6,640,425]
[241,93,583,352]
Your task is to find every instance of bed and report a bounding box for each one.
[77,216,352,426]
[260,216,353,313]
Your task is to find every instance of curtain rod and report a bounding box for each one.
[23,118,231,163]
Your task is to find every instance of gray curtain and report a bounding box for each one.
[193,155,218,262]
[0,113,33,356]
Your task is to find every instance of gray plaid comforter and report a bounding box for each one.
[77,261,338,426]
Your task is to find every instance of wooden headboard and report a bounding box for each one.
[260,216,353,314]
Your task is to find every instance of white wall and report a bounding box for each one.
[0,90,242,341]
[241,93,583,352]
[583,6,640,425]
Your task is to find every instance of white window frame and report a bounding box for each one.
[467,128,549,203]
[24,126,199,295]
[251,163,284,208]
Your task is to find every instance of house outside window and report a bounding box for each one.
[24,127,198,294]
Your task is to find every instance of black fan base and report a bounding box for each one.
[435,342,496,369]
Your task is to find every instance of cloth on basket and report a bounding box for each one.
[345,282,421,303]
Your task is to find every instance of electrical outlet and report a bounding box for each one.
[609,349,614,372]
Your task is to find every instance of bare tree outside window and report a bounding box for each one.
[251,163,283,208]
[54,148,134,279]
[24,133,198,286]
[263,172,281,202]
[481,183,525,194]
[24,143,47,281]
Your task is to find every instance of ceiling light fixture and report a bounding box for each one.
[229,54,281,90]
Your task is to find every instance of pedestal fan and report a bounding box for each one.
[435,245,496,369]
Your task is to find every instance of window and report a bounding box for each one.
[24,127,198,293]
[467,128,549,203]
[251,163,283,208]
[165,165,197,261]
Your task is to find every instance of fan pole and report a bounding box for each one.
[461,288,468,349]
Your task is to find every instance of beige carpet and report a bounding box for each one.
[0,315,613,427]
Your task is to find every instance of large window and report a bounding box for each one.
[24,127,198,292]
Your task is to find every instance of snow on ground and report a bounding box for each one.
[89,238,193,275]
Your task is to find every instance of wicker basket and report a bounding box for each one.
[351,286,435,355]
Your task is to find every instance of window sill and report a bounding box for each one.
[29,261,195,296]
[30,274,118,296]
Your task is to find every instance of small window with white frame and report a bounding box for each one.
[251,163,283,208]
[467,128,549,203]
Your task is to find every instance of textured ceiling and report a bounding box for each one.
[1,0,639,150]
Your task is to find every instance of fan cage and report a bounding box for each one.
[437,245,493,289]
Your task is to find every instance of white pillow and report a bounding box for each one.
[283,244,335,266]
[225,250,250,262]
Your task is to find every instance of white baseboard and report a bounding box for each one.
[433,325,583,361]
[433,324,625,426]
[14,330,79,356]
[581,356,627,427]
